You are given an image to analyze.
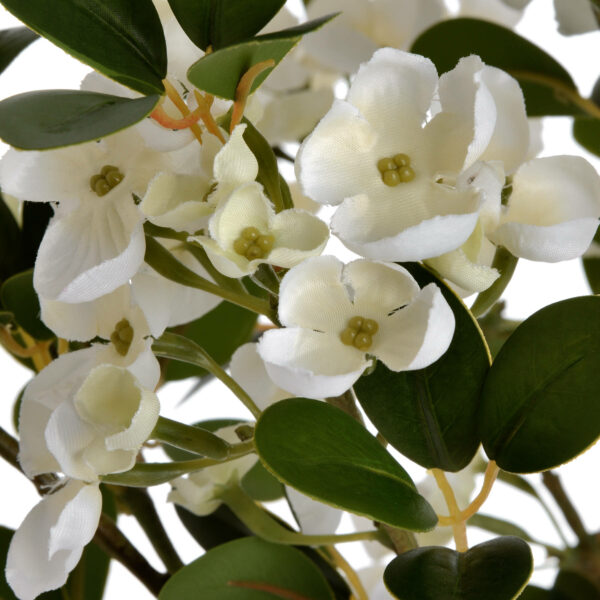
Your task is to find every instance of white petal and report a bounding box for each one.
[278,255,353,332]
[34,197,145,303]
[6,481,101,600]
[213,124,258,191]
[258,328,368,400]
[286,487,343,535]
[554,0,599,34]
[296,100,379,206]
[458,0,524,27]
[373,284,455,371]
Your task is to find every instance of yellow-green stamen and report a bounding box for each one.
[233,226,275,260]
[377,153,415,187]
[110,318,134,356]
[340,316,379,351]
[90,165,124,197]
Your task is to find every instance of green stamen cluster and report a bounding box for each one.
[90,165,124,197]
[110,318,134,356]
[377,153,415,186]
[340,316,379,351]
[233,226,275,260]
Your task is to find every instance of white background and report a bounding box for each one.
[1,0,599,596]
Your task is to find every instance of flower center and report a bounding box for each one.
[233,226,275,260]
[377,153,415,187]
[90,165,125,197]
[340,316,379,351]
[110,318,134,356]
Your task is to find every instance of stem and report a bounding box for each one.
[326,546,369,600]
[153,332,262,418]
[112,486,183,574]
[145,235,277,322]
[193,90,226,143]
[220,483,386,546]
[326,389,365,425]
[542,471,590,547]
[230,60,275,133]
[163,79,204,145]
[431,468,468,552]
[251,263,281,296]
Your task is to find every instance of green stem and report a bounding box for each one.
[143,222,188,242]
[145,235,277,322]
[153,332,262,418]
[470,247,518,318]
[102,441,255,487]
[152,416,230,460]
[220,483,386,546]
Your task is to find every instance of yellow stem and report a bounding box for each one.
[162,79,204,145]
[431,468,469,552]
[230,59,275,133]
[0,326,51,371]
[326,546,368,600]
[57,338,69,355]
[193,90,226,144]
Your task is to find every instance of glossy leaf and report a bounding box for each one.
[552,571,600,599]
[159,537,334,600]
[520,588,552,600]
[583,226,600,294]
[355,263,490,472]
[0,90,160,150]
[479,296,600,473]
[255,398,437,531]
[167,0,285,50]
[384,536,533,600]
[20,201,53,271]
[165,301,257,381]
[573,117,600,157]
[0,0,166,94]
[0,191,21,283]
[187,14,335,99]
[411,18,582,116]
[0,26,38,74]
[1,269,53,340]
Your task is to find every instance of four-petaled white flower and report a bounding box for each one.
[257,256,455,399]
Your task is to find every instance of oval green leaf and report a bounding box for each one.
[187,14,335,99]
[159,536,334,600]
[0,26,39,74]
[0,191,21,284]
[384,536,533,600]
[167,0,286,51]
[0,0,166,94]
[354,263,490,472]
[255,398,437,531]
[0,90,160,150]
[479,296,600,473]
[573,117,600,157]
[411,18,581,116]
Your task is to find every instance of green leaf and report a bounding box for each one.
[0,0,166,94]
[158,536,334,600]
[243,460,285,502]
[187,14,335,100]
[0,91,160,150]
[411,18,582,116]
[384,536,533,600]
[20,201,53,271]
[519,587,552,600]
[479,296,600,473]
[165,301,257,381]
[552,571,600,599]
[0,190,21,283]
[583,226,600,294]
[167,0,286,50]
[355,263,490,472]
[1,269,53,340]
[573,117,600,157]
[0,26,38,74]
[255,398,437,531]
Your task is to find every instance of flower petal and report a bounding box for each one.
[213,124,258,192]
[554,0,599,34]
[373,283,455,371]
[6,480,101,600]
[258,328,368,400]
[286,487,343,535]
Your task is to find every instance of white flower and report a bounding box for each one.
[168,425,257,516]
[6,480,102,600]
[297,49,529,263]
[257,256,455,399]
[0,129,171,304]
[286,487,343,535]
[456,0,525,27]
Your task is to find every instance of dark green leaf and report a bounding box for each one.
[573,117,600,157]
[520,587,552,600]
[158,536,334,600]
[165,301,257,381]
[242,460,285,502]
[355,263,490,472]
[20,201,53,271]
[411,18,582,116]
[167,0,285,50]
[255,398,437,531]
[479,296,600,473]
[0,190,21,283]
[384,536,533,600]
[0,0,166,94]
[0,90,160,150]
[0,26,38,74]
[552,570,600,599]
[1,269,53,340]
[583,225,600,294]
[187,14,335,99]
